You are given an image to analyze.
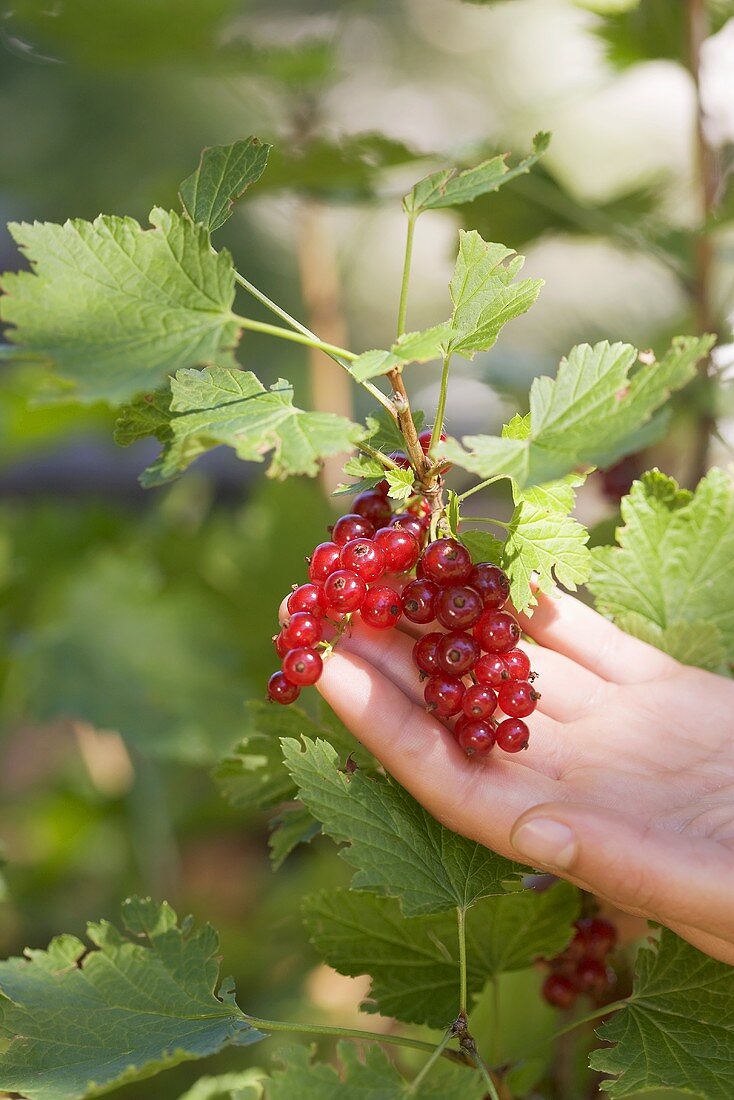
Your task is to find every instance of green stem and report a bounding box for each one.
[234,314,357,361]
[430,354,452,454]
[233,268,323,345]
[358,441,403,471]
[457,475,505,502]
[243,1015,463,1063]
[457,907,468,1016]
[396,213,417,338]
[468,517,510,529]
[469,1050,502,1100]
[489,977,501,1066]
[408,1028,455,1093]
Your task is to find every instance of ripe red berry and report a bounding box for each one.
[457,718,495,757]
[542,973,577,1010]
[281,612,321,650]
[331,513,375,546]
[268,670,300,704]
[323,569,368,612]
[436,630,480,676]
[574,957,611,996]
[435,584,483,630]
[274,631,289,658]
[468,563,510,609]
[504,647,531,681]
[474,609,521,653]
[408,496,431,518]
[424,674,465,717]
[360,585,402,629]
[421,538,472,586]
[353,489,392,528]
[495,717,530,753]
[287,583,328,618]
[340,538,386,582]
[418,428,446,454]
[308,542,341,583]
[573,917,618,960]
[374,526,420,573]
[413,631,443,676]
[462,683,498,720]
[282,647,323,687]
[474,652,510,687]
[391,513,427,543]
[498,680,540,718]
[401,578,439,624]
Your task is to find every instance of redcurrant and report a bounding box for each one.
[412,631,443,676]
[282,647,323,687]
[495,717,530,752]
[424,674,465,717]
[468,563,509,609]
[435,584,483,630]
[462,683,498,720]
[274,631,289,658]
[436,630,480,676]
[353,488,392,528]
[392,513,427,542]
[574,957,610,996]
[388,450,411,469]
[573,918,617,960]
[374,525,420,573]
[323,569,368,613]
[474,652,510,687]
[287,583,328,618]
[542,973,577,1010]
[268,670,300,704]
[457,718,495,757]
[331,513,375,546]
[504,647,531,681]
[360,585,402,629]
[281,612,321,650]
[474,609,521,653]
[421,538,472,586]
[498,680,540,718]
[340,538,386,582]
[308,542,341,583]
[418,428,446,454]
[401,578,439,624]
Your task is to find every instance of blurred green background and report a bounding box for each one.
[1,1,733,1096]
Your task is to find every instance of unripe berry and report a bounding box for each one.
[331,513,375,546]
[542,973,577,1010]
[474,652,510,687]
[340,538,386,582]
[498,680,540,718]
[435,584,483,630]
[374,526,420,573]
[287,583,329,618]
[323,569,368,612]
[457,718,495,757]
[308,542,341,583]
[268,670,300,704]
[474,609,521,653]
[353,488,392,528]
[424,674,465,717]
[421,538,472,586]
[401,578,438,624]
[468,563,510,609]
[462,683,498,720]
[413,631,443,676]
[281,612,321,650]
[436,630,480,676]
[495,717,530,753]
[504,647,532,681]
[360,585,402,629]
[282,647,323,687]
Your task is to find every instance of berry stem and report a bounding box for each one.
[457,475,505,503]
[396,211,417,338]
[430,353,452,456]
[457,905,468,1016]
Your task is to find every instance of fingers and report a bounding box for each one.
[509,802,734,945]
[519,590,678,684]
[519,644,608,722]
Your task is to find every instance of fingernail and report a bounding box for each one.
[512,818,577,870]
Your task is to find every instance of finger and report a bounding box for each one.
[520,643,609,722]
[519,590,678,684]
[509,802,734,943]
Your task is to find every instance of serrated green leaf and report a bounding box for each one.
[177,1070,267,1100]
[445,336,714,488]
[0,209,240,403]
[460,530,504,566]
[268,805,321,871]
[114,388,173,446]
[446,231,543,358]
[365,407,425,453]
[614,613,727,670]
[282,737,522,916]
[403,133,550,216]
[303,883,578,1028]
[386,467,415,501]
[268,1043,484,1100]
[350,348,401,382]
[589,467,734,670]
[351,324,454,382]
[0,898,261,1100]
[137,368,364,486]
[590,928,734,1098]
[180,137,271,233]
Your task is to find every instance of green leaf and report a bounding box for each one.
[460,530,503,566]
[446,231,543,358]
[135,368,364,486]
[590,928,734,1098]
[351,323,454,382]
[177,1070,267,1100]
[588,467,734,670]
[403,133,550,216]
[269,805,322,871]
[268,1043,484,1100]
[113,388,172,445]
[180,137,271,233]
[445,336,714,488]
[365,407,425,453]
[1,209,240,403]
[386,467,415,501]
[350,349,400,382]
[0,898,261,1100]
[282,737,522,916]
[303,883,579,1028]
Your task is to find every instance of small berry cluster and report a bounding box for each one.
[541,917,618,1010]
[408,539,539,757]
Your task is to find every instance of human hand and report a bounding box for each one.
[304,590,734,964]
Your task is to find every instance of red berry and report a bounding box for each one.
[360,585,402,629]
[468,563,510,609]
[392,513,428,542]
[374,526,420,573]
[573,918,618,960]
[308,542,341,583]
[474,609,521,653]
[408,496,431,518]
[281,612,321,650]
[457,718,495,756]
[268,670,300,704]
[574,957,610,996]
[331,513,375,546]
[542,973,577,1010]
[424,674,465,717]
[462,683,498,720]
[274,631,289,658]
[401,578,438,624]
[437,630,480,676]
[504,648,531,681]
[353,489,392,528]
[498,680,539,718]
[340,538,386,582]
[413,631,443,676]
[474,653,510,687]
[374,478,390,497]
[388,450,411,469]
[418,428,446,454]
[421,538,472,586]
[282,647,323,687]
[435,584,483,630]
[287,583,328,618]
[495,717,530,753]
[323,569,368,612]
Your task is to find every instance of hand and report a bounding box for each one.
[307,590,734,964]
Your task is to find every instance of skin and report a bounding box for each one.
[282,589,734,964]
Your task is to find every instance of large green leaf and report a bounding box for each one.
[445,336,714,488]
[0,898,261,1100]
[177,1070,267,1100]
[180,137,272,233]
[282,738,522,916]
[591,928,734,1098]
[1,209,239,403]
[589,467,734,670]
[303,883,579,1028]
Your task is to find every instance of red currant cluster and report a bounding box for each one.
[408,541,539,757]
[541,917,618,1010]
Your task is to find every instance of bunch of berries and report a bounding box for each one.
[541,917,618,1010]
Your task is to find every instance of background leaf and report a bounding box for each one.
[180,137,271,233]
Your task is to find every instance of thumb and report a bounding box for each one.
[510,803,734,945]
